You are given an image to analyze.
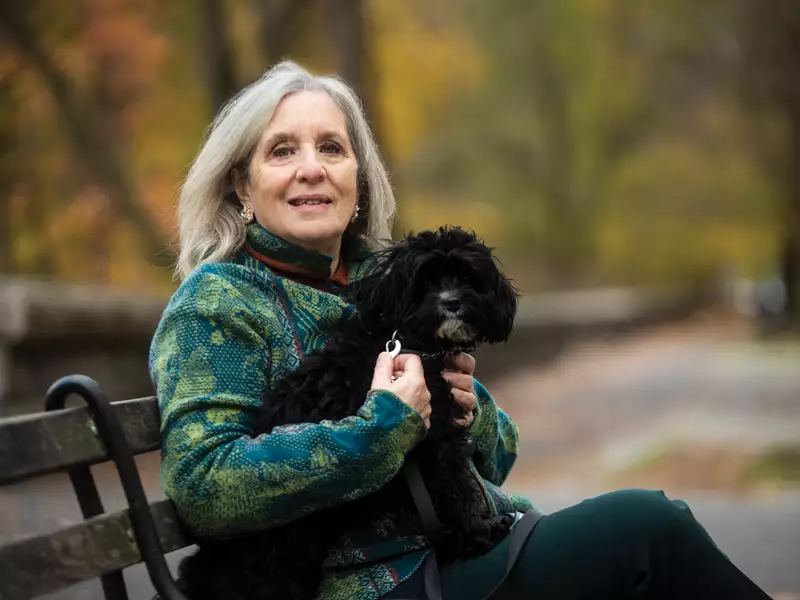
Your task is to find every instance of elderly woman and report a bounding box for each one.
[150,61,770,599]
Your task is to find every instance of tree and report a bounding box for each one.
[323,0,373,122]
[255,0,308,67]
[200,0,238,114]
[0,0,171,268]
[738,0,800,323]
[0,73,16,274]
[410,1,662,286]
[394,0,781,291]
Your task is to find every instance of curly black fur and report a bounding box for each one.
[177,227,519,600]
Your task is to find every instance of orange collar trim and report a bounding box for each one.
[245,246,349,287]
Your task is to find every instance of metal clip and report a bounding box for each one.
[385,330,401,359]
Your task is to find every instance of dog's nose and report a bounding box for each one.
[442,298,461,313]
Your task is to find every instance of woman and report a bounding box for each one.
[150,61,771,599]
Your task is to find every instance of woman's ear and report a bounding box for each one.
[232,166,249,203]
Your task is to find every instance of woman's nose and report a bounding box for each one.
[296,148,326,183]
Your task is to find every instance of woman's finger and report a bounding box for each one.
[370,352,394,389]
[419,399,432,428]
[393,353,424,375]
[448,353,476,376]
[454,412,475,428]
[442,372,475,394]
[450,388,477,412]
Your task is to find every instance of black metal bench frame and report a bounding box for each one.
[0,375,546,600]
[0,375,190,600]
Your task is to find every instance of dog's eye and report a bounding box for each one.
[454,268,483,289]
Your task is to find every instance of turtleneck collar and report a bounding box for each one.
[243,222,367,287]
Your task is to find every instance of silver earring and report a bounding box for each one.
[351,204,360,223]
[241,203,254,224]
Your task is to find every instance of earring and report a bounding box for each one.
[241,202,254,224]
[350,203,360,223]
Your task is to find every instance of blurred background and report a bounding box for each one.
[0,0,798,598]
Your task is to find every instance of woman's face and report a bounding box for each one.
[237,91,359,258]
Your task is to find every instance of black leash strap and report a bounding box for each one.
[421,552,443,600]
[401,460,545,600]
[402,460,444,600]
[402,460,445,544]
[478,508,545,600]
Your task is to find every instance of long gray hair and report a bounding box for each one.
[176,61,396,280]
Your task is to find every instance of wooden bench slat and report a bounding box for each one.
[0,499,191,599]
[0,397,161,484]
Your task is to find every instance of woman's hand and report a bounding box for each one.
[443,353,477,427]
[371,352,432,429]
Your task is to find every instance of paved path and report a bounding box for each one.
[495,317,800,596]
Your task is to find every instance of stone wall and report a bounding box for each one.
[0,277,715,416]
[0,277,165,415]
[473,284,712,383]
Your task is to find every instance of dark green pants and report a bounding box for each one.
[384,489,771,599]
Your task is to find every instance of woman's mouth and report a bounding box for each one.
[288,195,332,207]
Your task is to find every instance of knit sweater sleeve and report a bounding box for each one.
[149,265,426,538]
[467,379,520,487]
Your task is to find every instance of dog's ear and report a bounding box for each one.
[348,252,388,316]
[488,264,519,343]
[350,243,423,329]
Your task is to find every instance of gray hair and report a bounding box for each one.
[176,61,396,279]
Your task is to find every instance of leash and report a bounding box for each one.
[402,460,445,600]
[477,508,544,600]
[400,460,545,600]
[393,331,544,599]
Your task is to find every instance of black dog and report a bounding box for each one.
[178,226,519,600]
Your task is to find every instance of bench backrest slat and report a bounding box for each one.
[0,498,190,600]
[0,397,160,485]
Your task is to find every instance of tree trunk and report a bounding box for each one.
[200,0,238,114]
[738,0,800,325]
[0,78,15,274]
[323,1,367,107]
[256,0,307,66]
[782,113,800,323]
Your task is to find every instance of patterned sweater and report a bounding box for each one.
[149,223,533,599]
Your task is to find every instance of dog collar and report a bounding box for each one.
[400,347,475,360]
[385,330,475,361]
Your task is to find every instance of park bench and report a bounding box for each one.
[0,375,191,600]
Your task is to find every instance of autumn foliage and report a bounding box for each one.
[0,0,796,311]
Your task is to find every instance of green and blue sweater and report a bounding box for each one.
[149,223,533,599]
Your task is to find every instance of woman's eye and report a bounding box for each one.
[320,142,341,155]
[272,145,293,158]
